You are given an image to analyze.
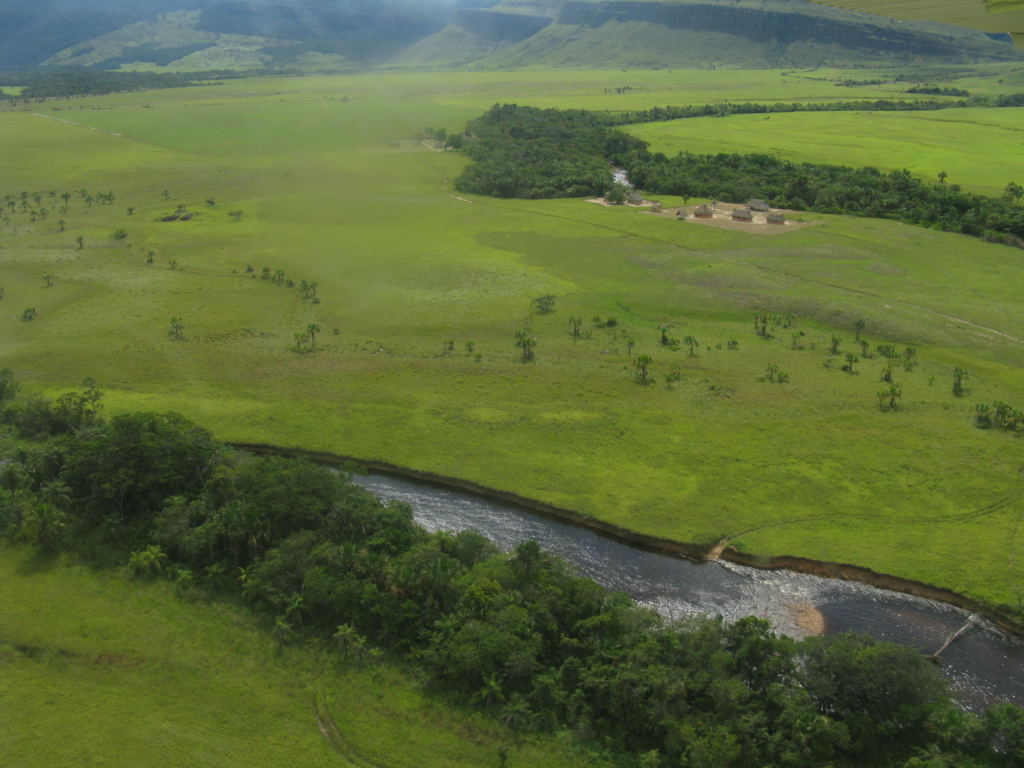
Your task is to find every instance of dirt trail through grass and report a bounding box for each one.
[314,693,386,768]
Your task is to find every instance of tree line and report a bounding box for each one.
[0,374,1022,767]
[594,96,986,126]
[624,152,1024,245]
[0,69,247,100]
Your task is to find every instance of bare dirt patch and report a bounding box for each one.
[585,197,657,208]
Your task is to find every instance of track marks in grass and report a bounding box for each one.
[314,693,384,768]
[726,467,1024,545]
[753,264,1024,345]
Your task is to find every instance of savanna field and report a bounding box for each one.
[2,65,1024,615]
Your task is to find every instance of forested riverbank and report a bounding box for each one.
[2,376,1023,767]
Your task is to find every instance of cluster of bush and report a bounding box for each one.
[1,373,1022,767]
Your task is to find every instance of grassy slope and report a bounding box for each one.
[0,545,607,768]
[0,70,1022,614]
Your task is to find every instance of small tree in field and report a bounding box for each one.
[633,354,652,383]
[952,367,968,397]
[878,384,902,411]
[168,317,185,341]
[514,330,536,362]
[569,315,583,338]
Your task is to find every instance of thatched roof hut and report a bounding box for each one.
[767,211,786,224]
[694,204,713,218]
[747,198,771,212]
[650,201,662,213]
[732,207,754,222]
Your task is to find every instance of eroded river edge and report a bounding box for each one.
[231,441,1022,639]
[231,443,1024,708]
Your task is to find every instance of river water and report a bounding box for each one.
[352,471,1024,711]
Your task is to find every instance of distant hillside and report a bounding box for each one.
[0,0,191,69]
[392,0,1023,68]
[3,0,1019,72]
[7,0,491,72]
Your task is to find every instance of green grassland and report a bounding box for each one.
[1,70,1023,618]
[626,107,1024,197]
[0,545,603,768]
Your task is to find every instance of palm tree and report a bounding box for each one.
[878,384,902,411]
[472,675,505,709]
[514,330,536,362]
[683,335,699,356]
[333,624,367,663]
[569,315,582,338]
[830,335,841,354]
[952,367,968,397]
[306,323,320,351]
[168,317,185,341]
[634,354,652,382]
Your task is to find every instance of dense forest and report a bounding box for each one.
[1,373,1023,767]
[453,104,1024,246]
[454,104,647,199]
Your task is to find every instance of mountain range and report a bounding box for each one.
[2,0,1019,71]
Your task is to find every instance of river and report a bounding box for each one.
[352,471,1024,711]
